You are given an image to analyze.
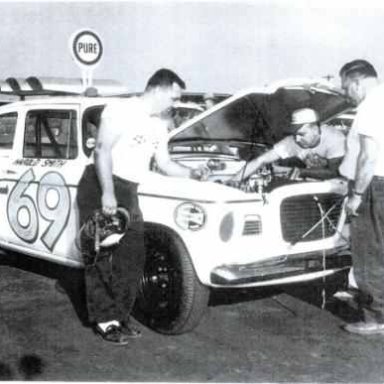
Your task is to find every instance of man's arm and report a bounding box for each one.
[93,115,121,215]
[346,134,378,216]
[154,139,205,179]
[297,157,343,180]
[232,149,280,182]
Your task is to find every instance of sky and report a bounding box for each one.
[1,0,384,93]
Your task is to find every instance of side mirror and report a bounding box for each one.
[85,137,96,149]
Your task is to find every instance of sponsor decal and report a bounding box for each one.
[13,159,67,168]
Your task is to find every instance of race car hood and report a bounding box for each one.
[138,172,257,202]
[170,80,352,146]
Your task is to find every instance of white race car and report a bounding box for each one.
[0,77,352,334]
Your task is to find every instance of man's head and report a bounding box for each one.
[203,92,215,109]
[287,108,321,149]
[339,59,378,105]
[144,68,186,115]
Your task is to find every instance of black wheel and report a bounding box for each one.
[134,227,210,334]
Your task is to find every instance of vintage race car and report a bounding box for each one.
[0,77,352,335]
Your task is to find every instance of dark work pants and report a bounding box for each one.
[351,176,384,323]
[76,165,145,324]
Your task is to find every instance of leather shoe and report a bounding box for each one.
[343,321,384,335]
[94,324,130,345]
[121,321,142,338]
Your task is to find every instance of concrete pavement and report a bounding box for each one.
[0,253,383,382]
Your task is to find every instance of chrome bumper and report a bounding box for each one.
[211,248,351,286]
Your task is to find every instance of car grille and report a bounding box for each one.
[280,193,345,243]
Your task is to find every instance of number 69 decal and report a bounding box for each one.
[7,168,71,251]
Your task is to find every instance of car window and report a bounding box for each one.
[0,112,17,150]
[23,109,78,159]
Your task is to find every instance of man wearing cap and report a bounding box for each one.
[338,59,384,335]
[232,107,346,182]
[203,92,215,109]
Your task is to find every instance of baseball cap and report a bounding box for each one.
[286,108,319,134]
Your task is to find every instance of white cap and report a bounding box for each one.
[291,108,319,125]
[286,108,319,134]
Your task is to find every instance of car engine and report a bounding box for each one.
[204,158,301,194]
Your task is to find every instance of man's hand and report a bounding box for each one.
[101,192,118,216]
[345,194,362,218]
[224,179,242,188]
[190,165,211,181]
[288,167,301,180]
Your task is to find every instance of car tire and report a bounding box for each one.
[134,226,210,335]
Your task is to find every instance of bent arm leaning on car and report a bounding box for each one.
[296,156,343,180]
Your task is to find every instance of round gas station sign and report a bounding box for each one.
[71,30,103,66]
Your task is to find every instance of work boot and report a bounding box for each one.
[94,324,130,345]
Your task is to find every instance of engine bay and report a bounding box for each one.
[168,139,307,194]
[209,161,304,194]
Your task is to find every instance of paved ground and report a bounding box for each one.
[0,253,383,382]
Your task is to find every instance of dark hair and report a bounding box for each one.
[339,59,378,79]
[145,68,186,91]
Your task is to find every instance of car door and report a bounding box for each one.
[4,104,87,265]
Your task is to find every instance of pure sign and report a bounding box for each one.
[71,29,103,66]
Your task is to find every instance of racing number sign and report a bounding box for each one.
[7,169,71,251]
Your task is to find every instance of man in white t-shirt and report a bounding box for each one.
[338,59,384,335]
[77,69,207,345]
[232,107,346,182]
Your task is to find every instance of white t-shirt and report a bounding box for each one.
[100,97,169,183]
[339,83,384,179]
[273,125,346,168]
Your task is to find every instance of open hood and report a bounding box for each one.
[170,81,352,146]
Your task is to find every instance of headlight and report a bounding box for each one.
[174,202,206,231]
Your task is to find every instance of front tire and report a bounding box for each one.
[134,227,210,334]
